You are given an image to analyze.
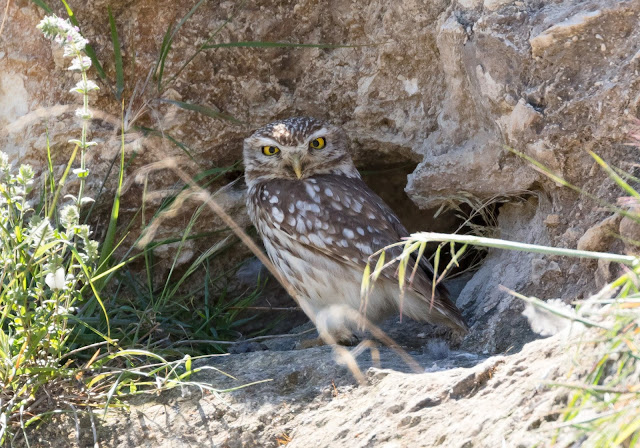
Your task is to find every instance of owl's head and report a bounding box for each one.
[243,117,358,186]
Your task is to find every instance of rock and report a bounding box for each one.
[531,259,562,284]
[619,215,640,254]
[35,331,588,447]
[530,10,604,59]
[577,215,622,252]
[544,214,561,228]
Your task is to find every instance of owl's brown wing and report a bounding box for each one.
[253,174,466,331]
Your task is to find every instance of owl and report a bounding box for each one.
[243,117,468,343]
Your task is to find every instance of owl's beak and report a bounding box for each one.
[291,155,303,179]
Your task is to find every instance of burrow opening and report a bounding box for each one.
[359,161,496,281]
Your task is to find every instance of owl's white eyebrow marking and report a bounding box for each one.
[306,128,328,143]
[269,196,279,204]
[272,207,284,223]
[253,137,282,148]
[343,228,354,239]
[324,188,333,197]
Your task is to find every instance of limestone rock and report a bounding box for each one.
[577,214,622,252]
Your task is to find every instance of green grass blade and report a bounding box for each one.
[30,0,52,13]
[66,246,111,338]
[108,6,124,101]
[159,99,243,124]
[431,244,441,302]
[508,146,640,224]
[162,0,248,90]
[95,101,126,291]
[154,24,173,88]
[138,126,196,162]
[45,129,55,217]
[409,232,640,267]
[589,150,640,199]
[203,41,364,49]
[154,0,207,90]
[47,144,79,221]
[59,0,107,80]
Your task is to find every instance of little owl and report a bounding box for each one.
[244,117,468,342]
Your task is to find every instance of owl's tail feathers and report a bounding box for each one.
[432,297,469,335]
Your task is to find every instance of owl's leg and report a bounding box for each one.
[312,304,363,345]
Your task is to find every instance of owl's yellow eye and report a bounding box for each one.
[262,146,280,156]
[309,137,326,150]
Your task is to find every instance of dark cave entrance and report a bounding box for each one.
[359,161,496,286]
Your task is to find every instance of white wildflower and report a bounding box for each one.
[72,168,89,178]
[45,267,67,291]
[75,108,93,119]
[68,56,91,71]
[69,80,99,94]
[37,15,88,52]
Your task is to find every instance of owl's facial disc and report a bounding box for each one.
[243,117,359,185]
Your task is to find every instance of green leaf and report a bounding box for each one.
[203,41,363,50]
[59,0,107,80]
[30,0,53,13]
[108,6,124,101]
[154,24,173,89]
[159,99,243,124]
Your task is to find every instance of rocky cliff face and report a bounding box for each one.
[3,0,640,444]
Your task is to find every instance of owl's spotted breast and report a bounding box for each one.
[249,174,401,265]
